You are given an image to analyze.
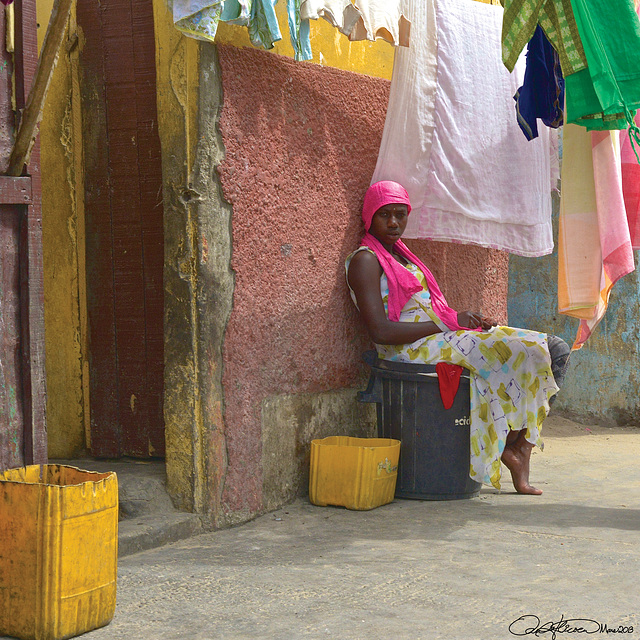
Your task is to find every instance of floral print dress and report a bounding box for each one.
[346,247,559,489]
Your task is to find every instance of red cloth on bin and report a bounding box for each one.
[435,363,464,410]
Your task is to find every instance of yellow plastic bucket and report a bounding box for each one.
[309,436,401,510]
[0,464,118,640]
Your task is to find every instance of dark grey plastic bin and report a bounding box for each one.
[359,351,482,500]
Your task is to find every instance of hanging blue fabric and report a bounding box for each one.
[513,25,565,141]
[286,0,312,61]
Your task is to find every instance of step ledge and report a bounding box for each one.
[118,512,203,557]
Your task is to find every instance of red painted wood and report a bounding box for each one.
[78,0,121,458]
[14,0,47,466]
[0,177,33,204]
[0,0,48,472]
[78,0,164,458]
[0,205,25,471]
[132,0,164,457]
[0,6,15,175]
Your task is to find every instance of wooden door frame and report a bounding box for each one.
[0,0,47,470]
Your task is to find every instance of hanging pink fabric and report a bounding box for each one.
[559,126,635,350]
[360,180,473,331]
[621,3,640,249]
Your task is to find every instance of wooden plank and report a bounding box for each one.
[0,205,25,472]
[78,0,164,459]
[77,0,121,458]
[102,0,147,457]
[132,0,164,457]
[14,0,47,466]
[7,0,74,176]
[0,6,22,472]
[0,177,33,205]
[0,6,15,174]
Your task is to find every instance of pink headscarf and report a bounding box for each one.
[362,181,412,230]
[361,181,471,331]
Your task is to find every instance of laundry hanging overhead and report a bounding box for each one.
[513,24,564,141]
[301,0,411,46]
[502,0,640,136]
[299,0,361,36]
[373,0,554,256]
[172,0,412,59]
[622,110,640,248]
[171,0,313,61]
[172,0,224,42]
[347,0,411,47]
[558,125,635,350]
[621,2,640,248]
[564,0,640,132]
[501,0,588,78]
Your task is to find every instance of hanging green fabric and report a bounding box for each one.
[565,0,640,132]
[501,0,588,76]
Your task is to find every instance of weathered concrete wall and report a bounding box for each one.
[153,0,236,520]
[216,46,383,522]
[261,389,376,512]
[405,240,509,324]
[509,193,640,425]
[216,45,509,523]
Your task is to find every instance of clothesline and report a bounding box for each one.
[170,0,411,61]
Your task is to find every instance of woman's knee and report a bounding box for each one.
[547,335,571,389]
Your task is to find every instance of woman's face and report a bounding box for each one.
[369,203,409,246]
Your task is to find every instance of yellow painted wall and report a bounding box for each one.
[37,0,87,458]
[152,0,203,509]
[215,4,395,79]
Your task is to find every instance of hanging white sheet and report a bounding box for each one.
[373,0,554,257]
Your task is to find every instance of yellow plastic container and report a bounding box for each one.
[0,465,118,640]
[309,436,401,510]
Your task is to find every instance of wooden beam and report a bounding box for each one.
[14,0,48,467]
[7,0,73,176]
[0,176,32,204]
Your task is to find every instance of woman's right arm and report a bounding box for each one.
[347,250,442,345]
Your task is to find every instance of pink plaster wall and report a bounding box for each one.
[216,45,508,516]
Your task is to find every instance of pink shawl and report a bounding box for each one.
[361,181,469,330]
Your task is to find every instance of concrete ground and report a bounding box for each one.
[5,415,640,640]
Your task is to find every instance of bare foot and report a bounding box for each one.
[501,431,543,495]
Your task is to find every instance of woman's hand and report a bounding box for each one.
[457,311,497,330]
[480,316,498,330]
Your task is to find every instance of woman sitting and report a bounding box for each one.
[346,181,570,495]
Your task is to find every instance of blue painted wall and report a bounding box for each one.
[508,192,640,425]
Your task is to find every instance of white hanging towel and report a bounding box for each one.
[350,0,411,47]
[300,0,361,36]
[373,0,553,257]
